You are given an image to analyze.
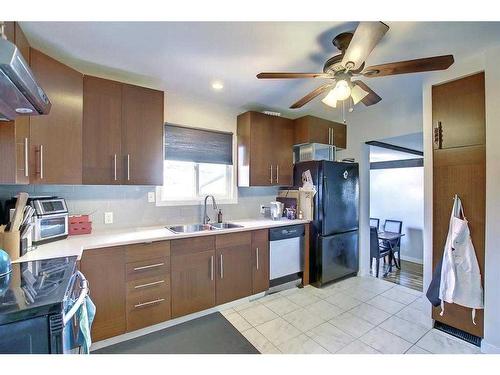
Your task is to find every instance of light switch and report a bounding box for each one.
[104,212,114,224]
[148,191,155,203]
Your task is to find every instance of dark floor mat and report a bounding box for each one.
[93,312,259,354]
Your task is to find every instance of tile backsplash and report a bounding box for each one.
[0,185,279,229]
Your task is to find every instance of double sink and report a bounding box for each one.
[167,222,243,234]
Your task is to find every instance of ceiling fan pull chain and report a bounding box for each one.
[342,100,346,124]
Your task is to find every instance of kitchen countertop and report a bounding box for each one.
[14,218,310,263]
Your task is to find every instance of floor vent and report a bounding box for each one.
[434,321,482,347]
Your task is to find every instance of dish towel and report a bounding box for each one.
[76,296,96,354]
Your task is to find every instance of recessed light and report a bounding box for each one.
[15,108,33,114]
[211,81,224,90]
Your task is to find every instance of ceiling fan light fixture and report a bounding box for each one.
[333,79,351,101]
[351,84,369,105]
[321,89,337,108]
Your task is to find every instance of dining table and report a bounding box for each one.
[378,231,405,276]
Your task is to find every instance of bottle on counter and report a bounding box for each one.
[217,209,223,223]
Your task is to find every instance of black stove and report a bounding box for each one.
[0,256,77,326]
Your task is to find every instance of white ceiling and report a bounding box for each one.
[20,21,500,119]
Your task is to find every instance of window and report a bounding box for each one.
[156,124,236,205]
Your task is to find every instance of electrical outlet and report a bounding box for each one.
[104,212,114,224]
[147,191,155,203]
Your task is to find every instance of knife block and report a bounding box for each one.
[0,230,21,261]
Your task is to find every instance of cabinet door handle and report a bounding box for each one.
[24,138,29,177]
[433,121,443,149]
[134,280,165,289]
[328,128,332,145]
[133,262,164,271]
[269,165,273,184]
[220,253,224,279]
[114,154,117,181]
[256,247,259,270]
[276,165,279,184]
[127,154,131,181]
[134,298,165,309]
[210,255,214,281]
[39,145,44,179]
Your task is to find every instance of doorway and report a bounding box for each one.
[367,133,424,291]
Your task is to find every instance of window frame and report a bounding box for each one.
[156,126,238,206]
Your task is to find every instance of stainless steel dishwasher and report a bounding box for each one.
[269,224,305,289]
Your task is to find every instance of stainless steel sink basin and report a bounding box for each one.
[167,224,215,233]
[210,222,244,230]
[167,222,244,233]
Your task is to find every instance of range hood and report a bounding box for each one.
[0,37,51,121]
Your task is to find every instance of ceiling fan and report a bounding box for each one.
[257,22,455,110]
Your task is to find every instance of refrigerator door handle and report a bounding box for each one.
[322,175,328,222]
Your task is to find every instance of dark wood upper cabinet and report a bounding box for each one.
[237,111,294,187]
[294,115,347,149]
[80,246,126,342]
[121,84,164,185]
[432,73,486,338]
[29,48,83,184]
[432,72,485,150]
[272,115,294,186]
[82,76,123,184]
[82,77,164,185]
[0,119,29,185]
[215,233,253,305]
[0,22,30,185]
[251,229,269,294]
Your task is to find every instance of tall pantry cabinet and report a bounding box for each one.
[432,72,485,337]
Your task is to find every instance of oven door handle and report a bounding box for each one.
[62,271,89,326]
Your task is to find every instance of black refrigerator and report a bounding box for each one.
[294,161,359,286]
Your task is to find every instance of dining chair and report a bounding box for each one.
[369,217,380,230]
[370,226,390,277]
[383,219,403,234]
[381,219,403,268]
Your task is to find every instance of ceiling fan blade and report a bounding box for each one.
[341,22,389,71]
[256,72,330,79]
[353,81,382,106]
[361,55,455,77]
[290,84,333,109]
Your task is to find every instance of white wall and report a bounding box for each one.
[370,167,424,263]
[422,48,500,353]
[165,93,242,133]
[338,94,423,275]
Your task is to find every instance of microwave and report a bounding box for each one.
[31,197,69,245]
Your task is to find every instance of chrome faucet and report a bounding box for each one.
[203,195,218,224]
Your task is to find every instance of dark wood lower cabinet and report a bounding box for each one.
[126,281,171,332]
[82,230,275,341]
[216,233,253,305]
[170,250,216,318]
[251,230,269,294]
[80,247,126,342]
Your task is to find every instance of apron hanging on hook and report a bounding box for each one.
[438,195,484,324]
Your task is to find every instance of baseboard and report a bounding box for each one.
[90,292,265,352]
[400,255,423,264]
[481,339,500,354]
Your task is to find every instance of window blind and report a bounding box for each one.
[164,124,233,165]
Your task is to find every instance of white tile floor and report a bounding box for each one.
[220,276,482,354]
